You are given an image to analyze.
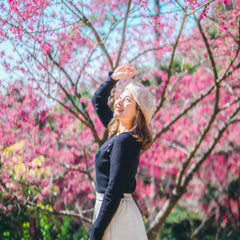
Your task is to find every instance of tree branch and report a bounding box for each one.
[9,39,37,84]
[26,50,101,144]
[191,212,214,239]
[147,191,183,240]
[155,10,187,113]
[175,0,185,11]
[75,45,98,88]
[175,15,221,191]
[175,88,220,191]
[147,97,240,240]
[219,97,240,111]
[83,146,96,190]
[61,0,114,69]
[182,104,240,188]
[129,47,162,63]
[28,51,86,117]
[153,82,215,141]
[57,162,94,174]
[196,16,218,82]
[48,48,99,142]
[115,0,132,68]
[186,0,215,17]
[24,199,92,223]
[206,16,238,44]
[220,16,240,80]
[47,52,75,89]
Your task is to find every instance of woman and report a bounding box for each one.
[90,63,155,240]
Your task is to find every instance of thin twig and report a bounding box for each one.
[9,39,36,82]
[220,17,240,80]
[83,146,96,189]
[154,10,187,114]
[206,16,237,44]
[61,0,113,69]
[175,0,185,11]
[75,45,98,88]
[24,200,92,223]
[129,47,162,63]
[47,53,75,89]
[27,51,103,146]
[219,98,240,111]
[115,0,132,68]
[153,83,215,141]
[28,51,90,120]
[196,16,218,82]
[186,0,216,17]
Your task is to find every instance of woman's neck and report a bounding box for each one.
[117,121,132,134]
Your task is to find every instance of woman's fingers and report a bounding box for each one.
[129,66,135,75]
[118,63,132,70]
[127,66,135,77]
[121,65,135,74]
[113,63,135,80]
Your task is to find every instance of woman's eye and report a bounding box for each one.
[117,95,131,102]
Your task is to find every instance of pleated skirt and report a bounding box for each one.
[93,192,148,240]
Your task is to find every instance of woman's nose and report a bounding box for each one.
[116,98,123,106]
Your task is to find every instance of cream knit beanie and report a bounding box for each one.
[125,82,155,124]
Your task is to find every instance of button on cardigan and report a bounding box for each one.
[90,72,142,240]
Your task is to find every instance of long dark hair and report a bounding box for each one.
[107,105,153,152]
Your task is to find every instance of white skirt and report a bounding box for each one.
[93,192,148,240]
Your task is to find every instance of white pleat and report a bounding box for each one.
[93,192,148,240]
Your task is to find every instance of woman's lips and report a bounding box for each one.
[116,107,123,112]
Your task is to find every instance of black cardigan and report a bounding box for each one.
[90,73,141,240]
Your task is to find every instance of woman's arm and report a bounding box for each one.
[92,72,118,128]
[90,133,140,240]
[92,63,135,128]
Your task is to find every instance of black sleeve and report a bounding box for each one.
[92,72,118,128]
[90,133,140,240]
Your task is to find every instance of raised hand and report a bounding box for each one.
[112,63,135,80]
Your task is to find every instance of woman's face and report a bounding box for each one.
[113,89,137,125]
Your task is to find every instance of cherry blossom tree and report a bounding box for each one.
[0,0,239,239]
